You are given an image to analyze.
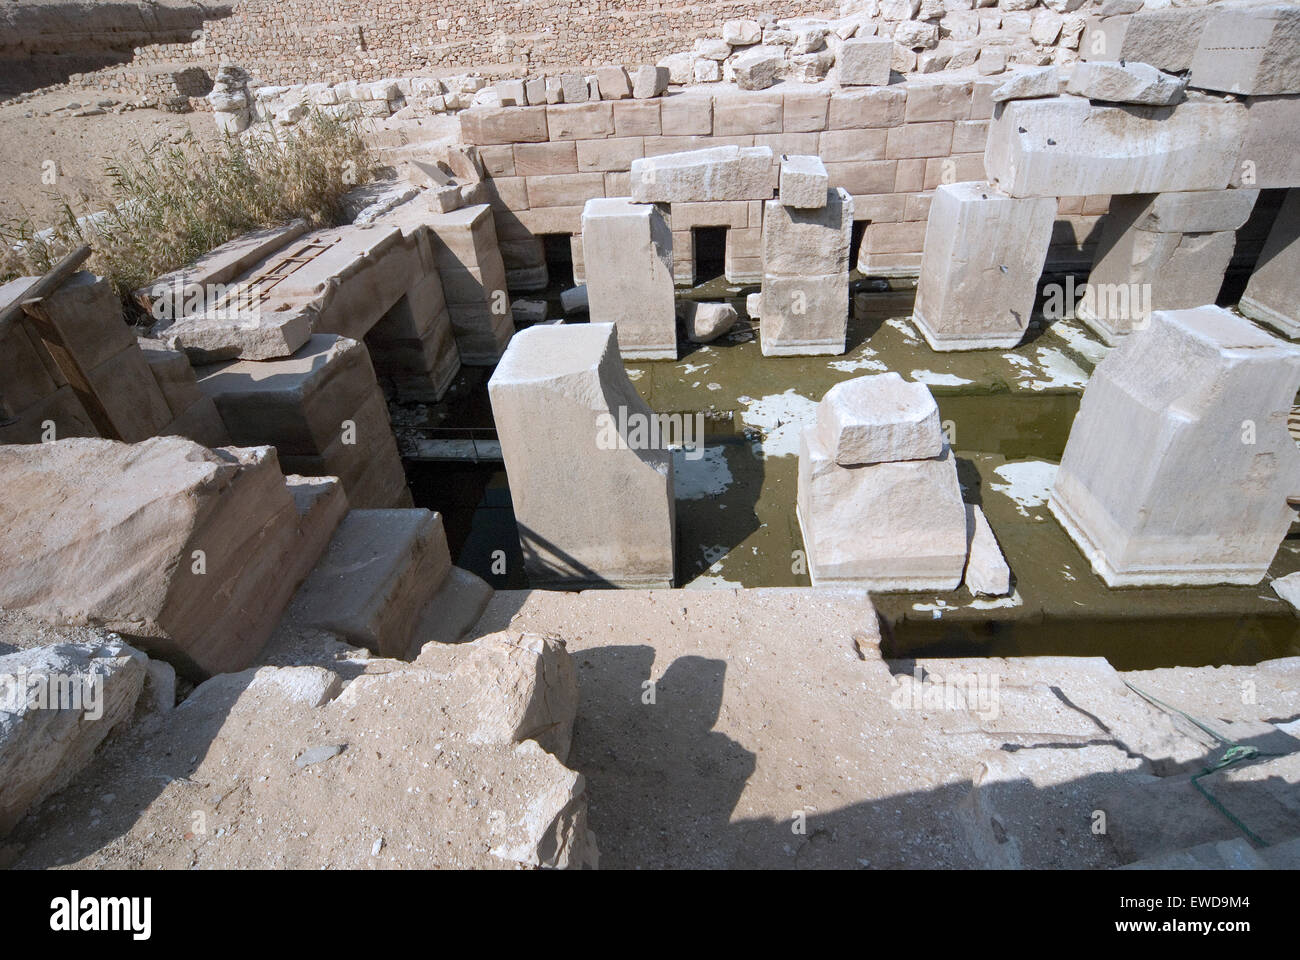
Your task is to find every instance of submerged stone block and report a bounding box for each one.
[1050,306,1300,586]
[798,431,967,591]
[581,198,676,360]
[913,181,1055,350]
[488,323,675,588]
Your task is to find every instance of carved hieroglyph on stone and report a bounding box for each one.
[1050,306,1300,587]
[1079,189,1259,345]
[488,323,675,588]
[913,180,1055,351]
[798,374,968,591]
[760,187,853,356]
[1240,188,1300,340]
[581,198,677,360]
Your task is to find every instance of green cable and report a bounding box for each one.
[1121,679,1281,849]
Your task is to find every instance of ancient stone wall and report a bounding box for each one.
[459,81,1109,276]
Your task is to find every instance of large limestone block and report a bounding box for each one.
[1188,4,1300,97]
[196,334,381,455]
[985,96,1247,198]
[0,641,147,836]
[581,198,676,360]
[285,509,451,658]
[797,431,967,591]
[0,438,309,677]
[759,274,851,357]
[1049,306,1300,586]
[759,189,852,357]
[630,146,776,203]
[152,309,313,364]
[487,323,675,588]
[839,37,892,86]
[1078,192,1253,344]
[1231,95,1300,190]
[913,181,1055,351]
[1240,188,1300,339]
[815,373,944,466]
[424,204,514,365]
[779,154,829,209]
[1080,9,1214,73]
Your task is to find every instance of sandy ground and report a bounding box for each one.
[0,89,219,227]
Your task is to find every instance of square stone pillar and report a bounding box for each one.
[913,181,1055,351]
[1049,306,1300,587]
[581,198,677,360]
[1240,188,1300,339]
[488,323,675,587]
[1079,189,1259,345]
[759,187,853,356]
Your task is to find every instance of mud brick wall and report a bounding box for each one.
[460,78,1111,280]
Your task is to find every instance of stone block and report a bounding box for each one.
[581,198,676,360]
[1232,94,1300,190]
[596,66,631,100]
[0,438,309,677]
[913,181,1055,350]
[779,155,829,209]
[1081,9,1214,72]
[840,38,893,86]
[660,93,713,135]
[630,146,775,203]
[546,102,615,140]
[964,504,1013,596]
[732,49,786,90]
[1066,60,1186,105]
[815,372,944,465]
[487,323,675,588]
[460,106,549,145]
[797,432,967,590]
[614,99,661,137]
[991,66,1060,102]
[828,87,908,128]
[286,509,451,658]
[760,273,851,357]
[1240,188,1300,339]
[1049,306,1300,586]
[631,65,669,99]
[681,301,738,343]
[1188,4,1300,97]
[985,96,1247,197]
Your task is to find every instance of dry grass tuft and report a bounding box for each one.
[0,110,377,309]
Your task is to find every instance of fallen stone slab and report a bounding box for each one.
[1065,60,1186,105]
[0,437,311,678]
[814,372,944,466]
[991,66,1061,102]
[630,146,775,203]
[963,504,1012,597]
[0,640,147,837]
[985,96,1247,198]
[152,308,313,364]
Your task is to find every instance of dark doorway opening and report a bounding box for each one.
[541,233,575,290]
[693,226,728,284]
[849,219,869,275]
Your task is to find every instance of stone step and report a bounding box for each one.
[283,508,453,658]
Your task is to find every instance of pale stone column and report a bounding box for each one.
[1240,188,1300,339]
[759,187,853,356]
[581,198,677,360]
[1049,305,1300,587]
[1079,189,1259,345]
[488,323,675,588]
[913,181,1055,351]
